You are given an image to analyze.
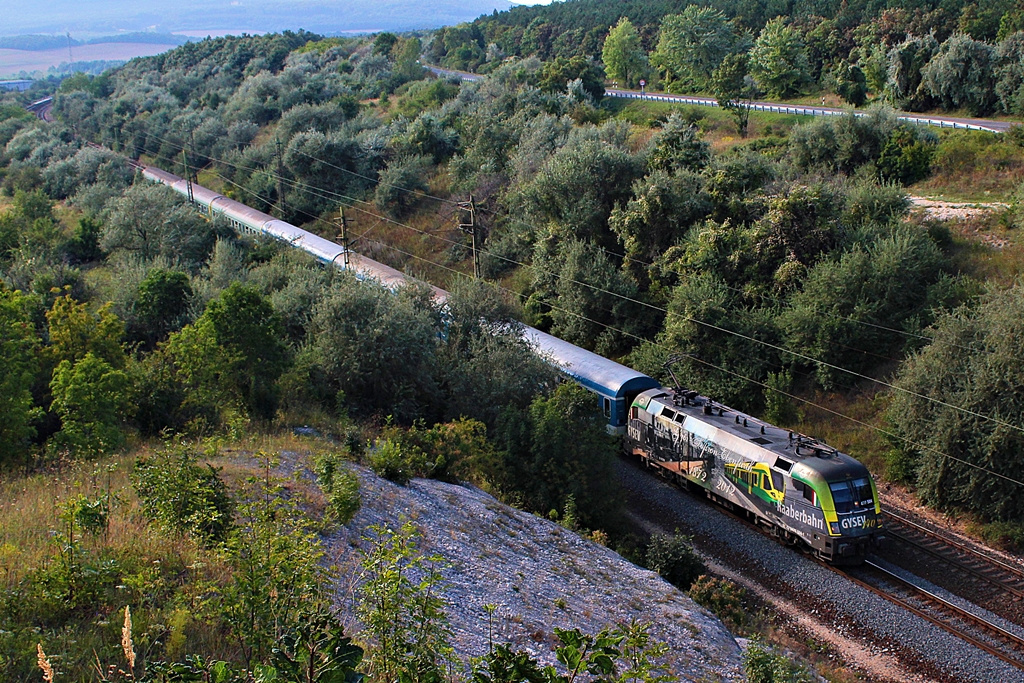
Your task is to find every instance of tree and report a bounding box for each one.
[515,137,643,250]
[780,226,946,388]
[887,283,1024,522]
[0,285,42,464]
[711,53,756,136]
[886,34,940,111]
[647,113,712,173]
[653,7,744,90]
[834,62,868,106]
[602,18,647,88]
[45,292,126,372]
[538,56,606,100]
[200,282,290,420]
[995,31,1024,114]
[922,33,997,115]
[49,352,131,458]
[609,169,713,285]
[494,383,622,531]
[374,155,430,219]
[100,182,218,269]
[748,17,811,99]
[306,276,441,423]
[131,268,193,349]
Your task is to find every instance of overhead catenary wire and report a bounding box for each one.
[141,137,1023,436]
[142,145,1024,489]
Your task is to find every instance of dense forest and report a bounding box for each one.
[431,0,1024,117]
[2,7,1024,680]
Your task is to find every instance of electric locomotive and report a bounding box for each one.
[625,385,883,564]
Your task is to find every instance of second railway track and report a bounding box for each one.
[881,509,1024,626]
[841,559,1024,670]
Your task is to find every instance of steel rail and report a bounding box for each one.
[837,560,1024,670]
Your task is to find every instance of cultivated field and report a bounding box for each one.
[0,42,176,77]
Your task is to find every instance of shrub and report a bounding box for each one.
[688,575,748,629]
[644,532,705,590]
[313,452,361,524]
[134,444,235,545]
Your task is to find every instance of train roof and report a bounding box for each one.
[636,387,869,482]
[523,327,660,399]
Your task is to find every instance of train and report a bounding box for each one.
[140,164,883,564]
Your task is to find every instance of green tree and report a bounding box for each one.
[133,443,235,545]
[200,282,290,420]
[780,226,946,389]
[609,169,712,285]
[131,268,193,349]
[45,292,126,371]
[711,53,756,137]
[0,285,42,464]
[644,533,705,590]
[647,113,712,173]
[834,62,868,106]
[49,352,131,458]
[653,7,744,90]
[887,283,1024,521]
[539,56,606,99]
[749,17,811,99]
[100,183,218,269]
[886,34,940,111]
[357,521,454,683]
[495,383,622,531]
[223,464,330,670]
[602,18,647,88]
[921,33,997,115]
[306,276,441,423]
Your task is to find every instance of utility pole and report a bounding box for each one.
[181,148,194,205]
[275,136,286,217]
[458,194,479,279]
[338,207,351,268]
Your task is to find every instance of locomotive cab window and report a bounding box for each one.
[603,398,611,418]
[829,481,855,513]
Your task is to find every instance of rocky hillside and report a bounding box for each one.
[313,459,743,680]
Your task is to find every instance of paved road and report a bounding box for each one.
[429,66,1012,134]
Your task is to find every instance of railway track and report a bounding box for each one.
[881,510,1024,623]
[840,559,1024,670]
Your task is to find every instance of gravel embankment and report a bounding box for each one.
[614,458,1024,683]
[312,461,744,682]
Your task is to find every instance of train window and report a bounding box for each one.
[603,398,611,418]
[774,458,793,472]
[829,481,855,513]
[661,408,676,420]
[851,478,874,506]
[799,482,817,506]
[630,406,638,420]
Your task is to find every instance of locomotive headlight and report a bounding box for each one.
[829,522,840,535]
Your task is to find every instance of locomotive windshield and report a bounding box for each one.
[828,478,874,513]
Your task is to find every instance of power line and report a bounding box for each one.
[140,140,1023,436]
[142,149,1024,489]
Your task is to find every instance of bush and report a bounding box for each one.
[644,532,705,590]
[688,575,748,629]
[134,444,235,545]
[743,638,811,683]
[366,437,429,486]
[313,452,361,524]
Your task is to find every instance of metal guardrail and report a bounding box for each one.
[429,66,1009,134]
[605,91,1007,133]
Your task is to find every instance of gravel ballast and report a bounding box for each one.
[614,458,1024,683]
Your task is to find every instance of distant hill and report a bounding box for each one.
[3,0,515,37]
